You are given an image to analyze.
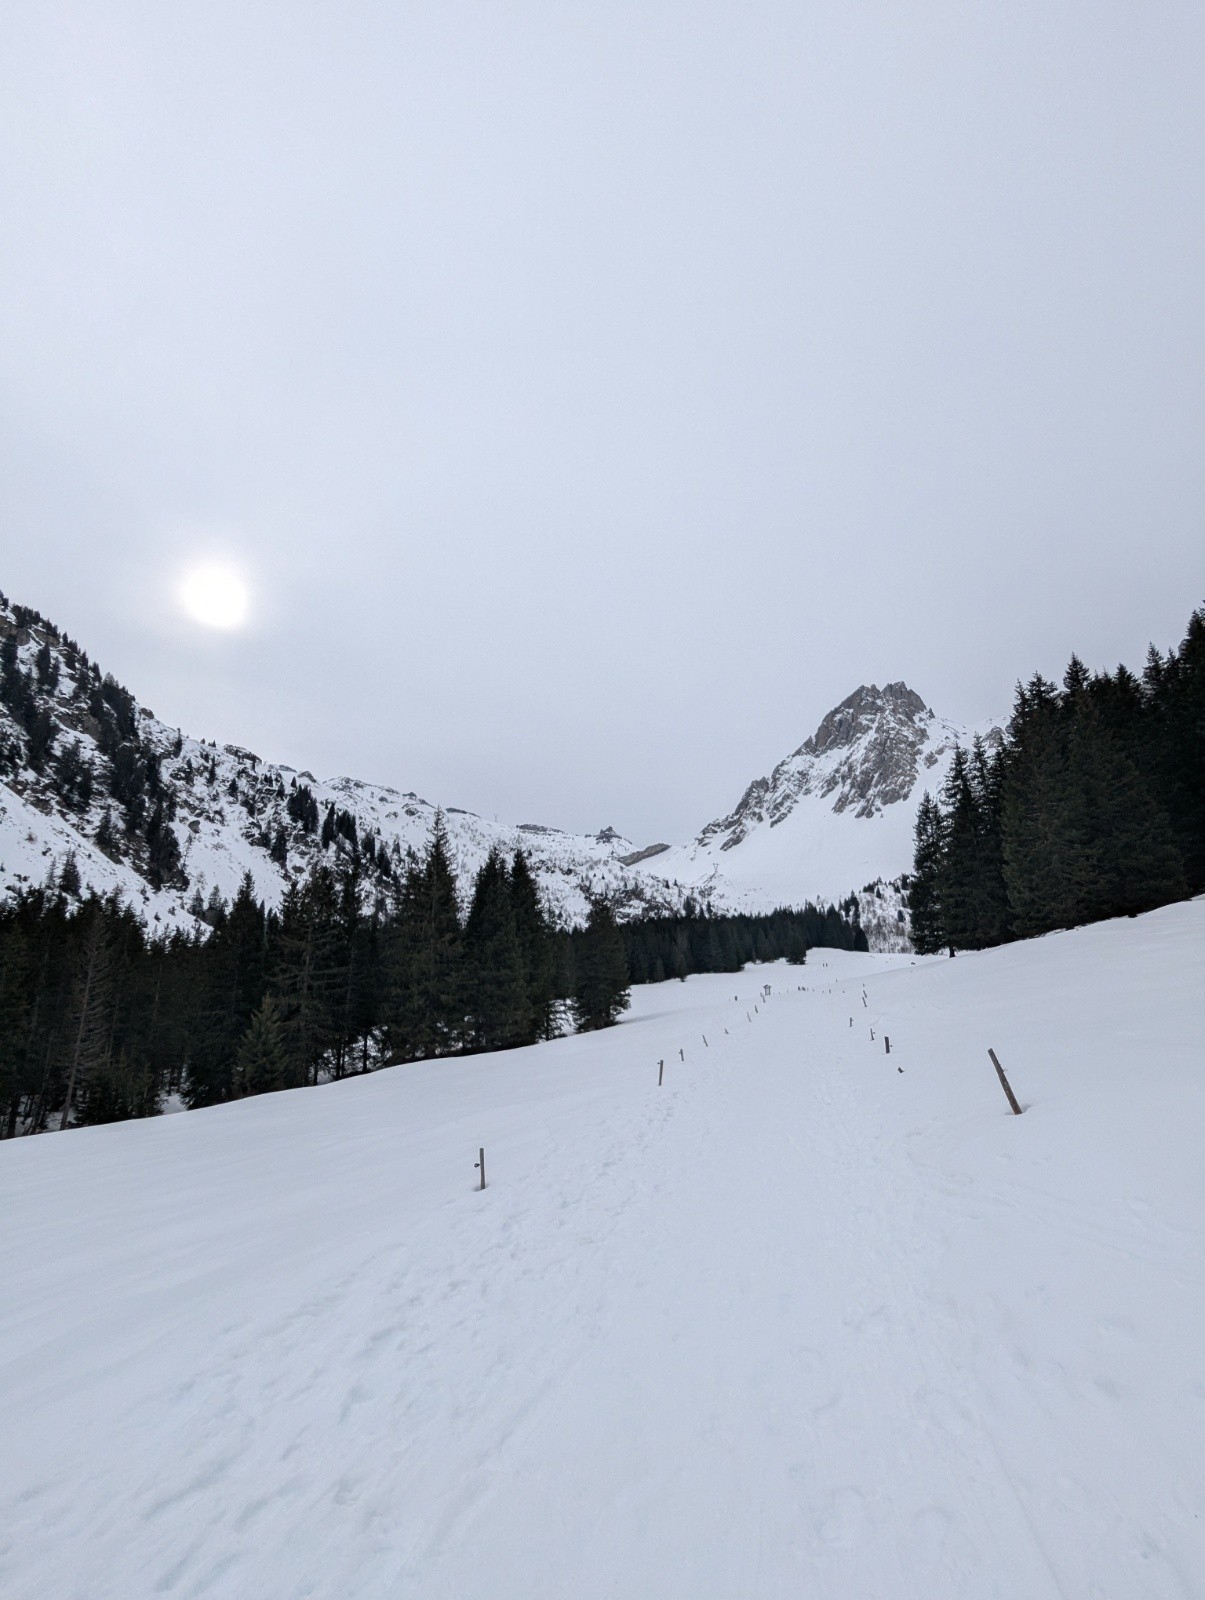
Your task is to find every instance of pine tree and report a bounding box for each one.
[146,801,183,890]
[1001,676,1072,937]
[908,792,945,953]
[966,735,1009,946]
[463,849,529,1051]
[183,873,270,1107]
[59,850,82,898]
[385,816,466,1060]
[235,996,289,1096]
[571,898,631,1031]
[59,902,116,1129]
[509,849,558,1040]
[273,866,345,1086]
[937,747,980,950]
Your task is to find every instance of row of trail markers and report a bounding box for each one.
[474,1037,1023,1192]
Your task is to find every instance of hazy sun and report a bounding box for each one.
[180,564,250,630]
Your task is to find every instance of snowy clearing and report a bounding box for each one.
[2,901,1203,1598]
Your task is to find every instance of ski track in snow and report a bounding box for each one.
[2,903,1204,1598]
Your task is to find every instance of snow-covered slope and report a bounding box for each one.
[656,682,999,909]
[0,596,731,928]
[2,899,1202,1597]
[0,593,996,936]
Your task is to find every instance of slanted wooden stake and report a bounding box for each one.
[702,1034,708,1047]
[658,1059,664,1086]
[475,1147,487,1190]
[679,1048,684,1061]
[988,1048,1023,1115]
[884,1036,891,1055]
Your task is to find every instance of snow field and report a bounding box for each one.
[2,901,1204,1598]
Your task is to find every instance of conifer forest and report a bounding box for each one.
[908,603,1205,953]
[0,818,862,1137]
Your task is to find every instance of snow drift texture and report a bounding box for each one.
[1,898,1202,1597]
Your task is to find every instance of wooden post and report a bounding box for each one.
[988,1048,1023,1115]
[885,1036,890,1055]
[475,1147,486,1190]
[658,1059,664,1086]
[702,1034,708,1047]
[679,1047,684,1062]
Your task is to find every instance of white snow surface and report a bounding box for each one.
[3,899,1203,1598]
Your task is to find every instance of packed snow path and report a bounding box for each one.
[3,903,1204,1598]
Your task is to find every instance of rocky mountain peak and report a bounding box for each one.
[697,680,960,850]
[804,683,930,757]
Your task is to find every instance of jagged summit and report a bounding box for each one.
[643,681,997,934]
[696,681,963,853]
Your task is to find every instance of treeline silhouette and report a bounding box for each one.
[0,821,864,1136]
[909,603,1204,953]
[612,902,867,984]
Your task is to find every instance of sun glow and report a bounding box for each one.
[180,565,250,630]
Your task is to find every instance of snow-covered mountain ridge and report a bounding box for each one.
[700,682,965,846]
[0,593,992,938]
[655,684,1001,917]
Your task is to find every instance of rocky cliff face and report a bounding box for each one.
[697,682,969,850]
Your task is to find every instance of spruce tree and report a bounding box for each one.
[273,866,345,1087]
[908,792,946,953]
[936,747,980,950]
[464,849,529,1051]
[571,898,631,1031]
[385,816,465,1060]
[235,996,289,1096]
[509,849,558,1040]
[59,901,116,1129]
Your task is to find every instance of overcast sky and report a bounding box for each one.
[3,1,1204,842]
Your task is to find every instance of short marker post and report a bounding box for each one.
[475,1147,486,1190]
[885,1036,891,1055]
[658,1059,664,1087]
[988,1048,1024,1116]
[679,1048,684,1062]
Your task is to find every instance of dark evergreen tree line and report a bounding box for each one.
[908,603,1204,953]
[598,899,867,987]
[2,815,873,1137]
[0,822,613,1135]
